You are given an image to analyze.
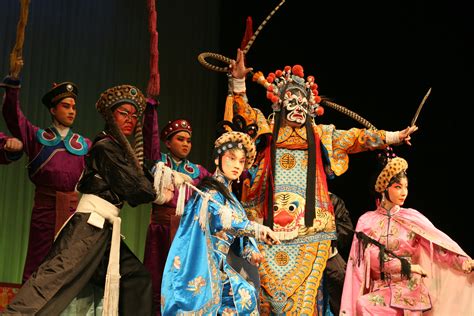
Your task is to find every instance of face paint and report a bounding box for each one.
[283,90,308,126]
[219,149,246,181]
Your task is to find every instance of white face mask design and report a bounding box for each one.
[283,90,308,125]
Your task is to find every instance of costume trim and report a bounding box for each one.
[36,127,88,156]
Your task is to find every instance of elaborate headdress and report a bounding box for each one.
[375,148,408,193]
[254,65,324,117]
[42,82,78,109]
[160,119,192,141]
[95,84,146,117]
[215,115,257,169]
[95,84,146,171]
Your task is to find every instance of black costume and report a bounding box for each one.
[325,192,354,315]
[5,130,156,314]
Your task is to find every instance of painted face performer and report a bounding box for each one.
[227,48,418,315]
[161,127,280,315]
[1,57,91,283]
[340,149,474,315]
[141,100,211,313]
[0,132,23,164]
[4,84,161,316]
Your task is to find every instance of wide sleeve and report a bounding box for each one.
[319,124,389,176]
[161,194,221,315]
[2,83,40,157]
[91,139,156,206]
[235,236,260,262]
[208,195,258,239]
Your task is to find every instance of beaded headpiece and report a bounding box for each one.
[160,119,192,141]
[214,115,257,169]
[255,65,324,117]
[95,84,146,117]
[375,149,408,193]
[214,131,256,169]
[95,84,146,169]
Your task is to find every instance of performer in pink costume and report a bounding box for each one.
[340,149,474,315]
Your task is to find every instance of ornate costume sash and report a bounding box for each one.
[75,193,121,316]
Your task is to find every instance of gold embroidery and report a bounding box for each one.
[280,153,296,170]
[275,251,289,266]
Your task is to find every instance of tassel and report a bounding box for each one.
[400,258,411,279]
[379,245,386,281]
[198,195,210,230]
[219,205,233,229]
[103,216,121,316]
[103,274,120,315]
[153,162,174,204]
[175,184,187,216]
[223,94,234,127]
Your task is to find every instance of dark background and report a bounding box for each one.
[218,0,473,254]
[0,0,472,282]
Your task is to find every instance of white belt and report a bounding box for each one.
[76,193,121,316]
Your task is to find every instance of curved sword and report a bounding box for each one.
[411,87,431,126]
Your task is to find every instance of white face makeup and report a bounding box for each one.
[216,149,246,181]
[386,177,408,207]
[283,90,308,126]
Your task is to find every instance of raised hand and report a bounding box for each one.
[9,54,24,79]
[4,137,23,152]
[229,48,253,80]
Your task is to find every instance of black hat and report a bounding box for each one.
[41,82,78,108]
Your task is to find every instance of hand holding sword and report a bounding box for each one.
[395,88,431,146]
[411,87,431,127]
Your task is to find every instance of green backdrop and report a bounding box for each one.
[0,0,221,283]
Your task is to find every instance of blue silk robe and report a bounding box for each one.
[161,176,261,315]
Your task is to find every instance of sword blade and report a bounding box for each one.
[411,87,431,126]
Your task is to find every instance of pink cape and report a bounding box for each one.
[340,207,473,315]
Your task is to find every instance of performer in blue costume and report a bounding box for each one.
[161,127,280,315]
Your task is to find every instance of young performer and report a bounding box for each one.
[4,84,162,315]
[142,101,210,312]
[340,149,474,315]
[161,128,280,315]
[1,57,91,282]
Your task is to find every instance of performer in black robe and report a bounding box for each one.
[4,84,157,316]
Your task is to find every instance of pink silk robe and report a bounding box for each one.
[340,205,473,316]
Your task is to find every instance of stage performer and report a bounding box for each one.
[3,84,175,315]
[1,57,91,283]
[161,126,280,315]
[340,150,474,315]
[142,100,211,312]
[227,48,418,315]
